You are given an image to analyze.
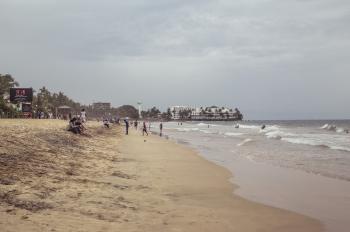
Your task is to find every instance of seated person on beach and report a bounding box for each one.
[103,118,110,128]
[75,118,86,132]
[68,117,82,134]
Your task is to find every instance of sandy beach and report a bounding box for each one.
[0,119,324,231]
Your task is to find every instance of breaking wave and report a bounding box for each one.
[321,124,349,134]
[197,123,218,127]
[237,124,260,130]
[237,138,254,146]
[175,127,199,132]
[197,123,209,127]
[264,130,295,140]
[266,131,282,140]
[282,137,350,152]
[199,129,215,134]
[224,132,244,137]
[261,127,350,152]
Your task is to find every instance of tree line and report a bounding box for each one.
[141,107,172,121]
[0,74,83,117]
[1,74,243,120]
[0,74,140,119]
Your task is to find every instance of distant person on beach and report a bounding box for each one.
[68,117,81,134]
[75,118,85,132]
[160,122,163,137]
[143,121,148,136]
[80,109,87,123]
[103,118,110,128]
[124,118,129,135]
[134,120,138,130]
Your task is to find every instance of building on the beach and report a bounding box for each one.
[170,105,243,121]
[170,106,194,120]
[57,105,71,120]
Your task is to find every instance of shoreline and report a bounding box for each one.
[0,119,324,231]
[118,127,324,231]
[157,121,350,232]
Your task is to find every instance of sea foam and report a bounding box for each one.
[225,132,244,137]
[237,138,254,146]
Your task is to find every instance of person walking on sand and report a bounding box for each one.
[142,121,148,136]
[160,122,163,137]
[124,118,129,135]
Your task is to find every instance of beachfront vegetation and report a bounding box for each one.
[1,74,243,121]
[178,109,192,120]
[140,107,174,121]
[0,74,20,116]
[170,106,243,121]
[141,107,161,119]
[0,74,19,96]
[0,74,82,117]
[33,87,81,114]
[114,105,139,119]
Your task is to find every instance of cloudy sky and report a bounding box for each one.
[1,0,349,119]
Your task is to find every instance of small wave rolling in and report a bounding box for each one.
[161,120,350,182]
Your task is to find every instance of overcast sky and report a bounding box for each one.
[1,0,349,119]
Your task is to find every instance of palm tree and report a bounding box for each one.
[0,74,19,96]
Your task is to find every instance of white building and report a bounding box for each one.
[170,105,241,121]
[170,106,194,120]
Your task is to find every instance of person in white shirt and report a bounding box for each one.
[80,109,87,123]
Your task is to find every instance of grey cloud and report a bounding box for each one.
[0,0,349,119]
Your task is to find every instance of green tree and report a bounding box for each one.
[235,108,243,120]
[149,107,160,118]
[179,109,192,120]
[0,74,19,117]
[166,108,172,120]
[0,74,19,96]
[116,105,139,119]
[35,86,52,113]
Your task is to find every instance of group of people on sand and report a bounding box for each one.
[68,109,165,137]
[68,117,85,134]
[68,109,87,134]
[123,118,163,137]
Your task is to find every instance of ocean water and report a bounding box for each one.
[150,120,350,231]
[158,120,350,182]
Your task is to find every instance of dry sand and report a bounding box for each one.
[0,119,324,231]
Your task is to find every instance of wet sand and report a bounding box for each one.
[0,119,324,231]
[227,158,350,232]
